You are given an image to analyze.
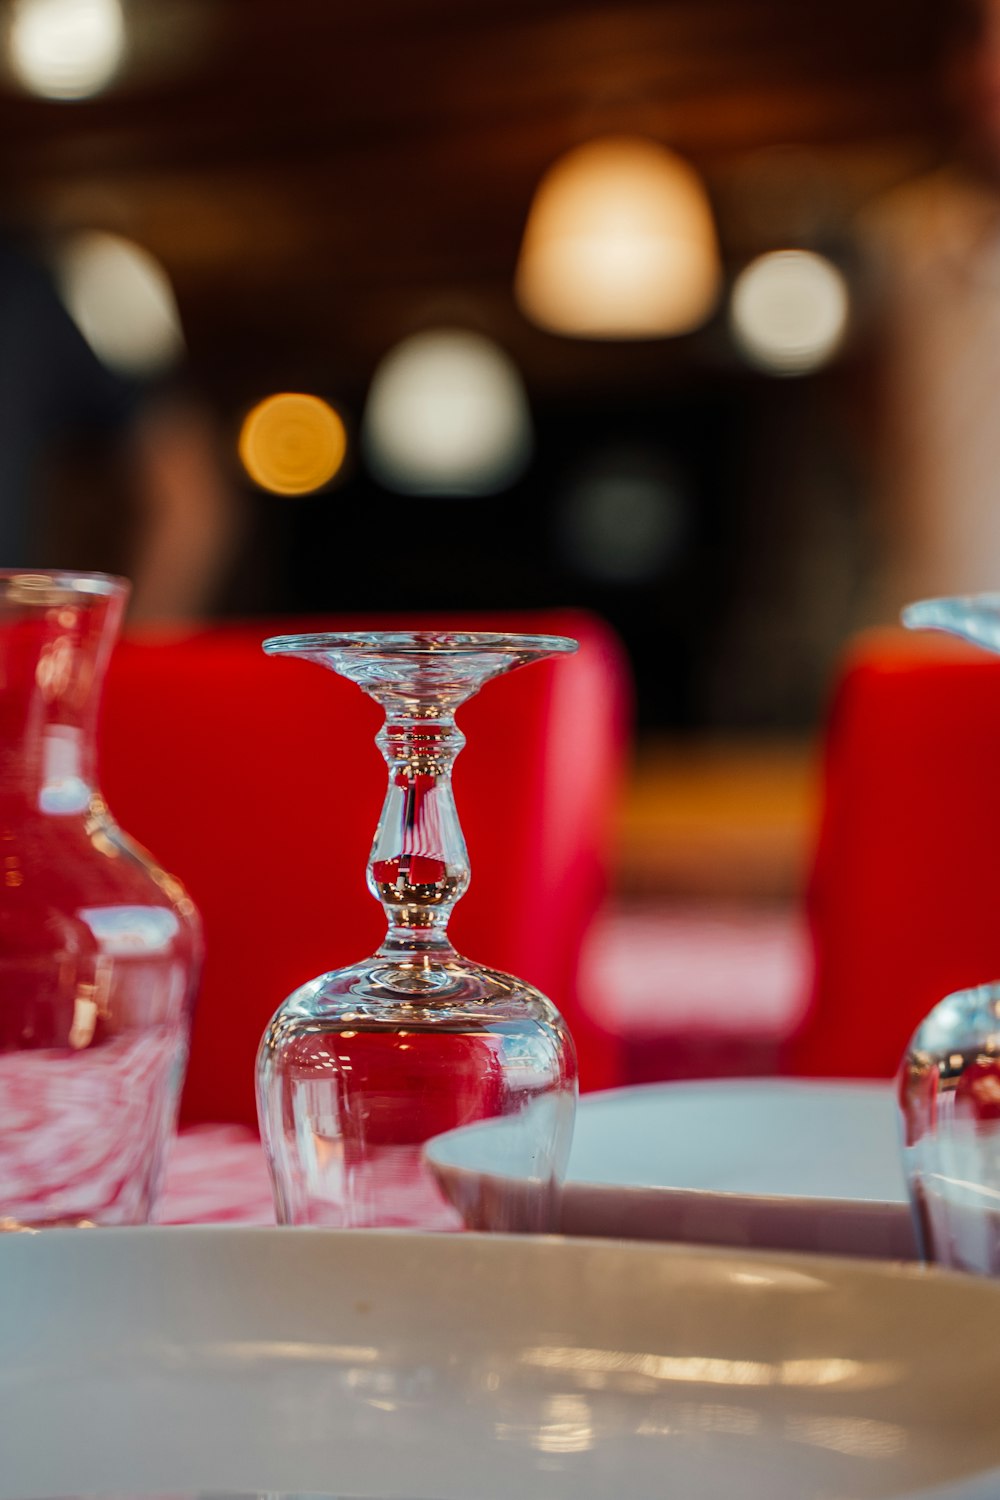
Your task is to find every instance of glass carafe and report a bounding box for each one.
[0,570,201,1228]
[255,631,578,1231]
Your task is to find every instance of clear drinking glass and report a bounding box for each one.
[899,594,1000,1271]
[900,982,1000,1273]
[0,569,201,1228]
[255,631,579,1231]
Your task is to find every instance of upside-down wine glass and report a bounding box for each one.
[255,631,578,1231]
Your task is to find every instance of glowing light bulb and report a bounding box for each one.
[362,328,532,495]
[54,231,184,377]
[730,250,849,375]
[239,393,348,496]
[8,0,125,100]
[515,136,721,339]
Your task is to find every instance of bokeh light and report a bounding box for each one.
[54,231,185,377]
[556,447,685,583]
[8,0,125,100]
[515,136,721,340]
[729,250,849,375]
[362,328,532,495]
[239,392,348,496]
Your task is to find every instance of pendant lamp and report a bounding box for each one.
[515,136,721,339]
[362,328,532,495]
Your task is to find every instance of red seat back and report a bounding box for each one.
[788,629,1000,1078]
[99,610,630,1124]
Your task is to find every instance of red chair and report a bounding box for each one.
[99,610,631,1125]
[788,628,1000,1078]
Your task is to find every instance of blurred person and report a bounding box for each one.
[111,394,242,624]
[865,0,1000,613]
[0,233,240,621]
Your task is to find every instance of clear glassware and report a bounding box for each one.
[899,594,1000,1271]
[0,569,201,1228]
[255,630,579,1231]
[900,982,1000,1273]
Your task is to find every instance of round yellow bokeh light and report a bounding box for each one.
[239,392,347,496]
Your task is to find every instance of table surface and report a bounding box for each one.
[159,1124,275,1225]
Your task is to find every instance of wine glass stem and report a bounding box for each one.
[368,710,471,956]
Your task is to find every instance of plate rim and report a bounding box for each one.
[426,1076,910,1215]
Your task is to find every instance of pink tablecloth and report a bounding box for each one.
[158,1125,276,1225]
[158,1125,462,1229]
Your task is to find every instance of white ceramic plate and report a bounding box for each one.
[2,1228,1000,1500]
[427,1080,917,1258]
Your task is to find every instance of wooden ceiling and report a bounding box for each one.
[0,0,951,404]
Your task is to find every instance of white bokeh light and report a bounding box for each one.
[54,231,185,378]
[8,0,125,100]
[362,329,532,495]
[730,250,849,375]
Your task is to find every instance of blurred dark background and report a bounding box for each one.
[0,0,957,737]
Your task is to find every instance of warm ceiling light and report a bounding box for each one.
[362,328,532,495]
[8,0,125,100]
[730,250,849,375]
[515,136,721,340]
[54,231,184,377]
[239,393,348,496]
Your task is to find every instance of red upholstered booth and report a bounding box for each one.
[99,610,630,1126]
[788,628,1000,1079]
